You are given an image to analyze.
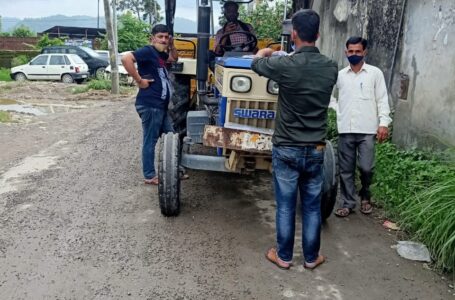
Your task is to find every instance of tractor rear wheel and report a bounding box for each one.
[321,140,338,222]
[158,132,181,216]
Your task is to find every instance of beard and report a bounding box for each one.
[154,43,167,52]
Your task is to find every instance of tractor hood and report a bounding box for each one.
[215,57,253,69]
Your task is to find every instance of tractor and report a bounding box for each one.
[159,0,338,221]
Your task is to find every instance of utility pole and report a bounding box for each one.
[103,0,119,94]
[97,0,100,28]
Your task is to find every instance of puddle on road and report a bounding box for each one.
[0,98,88,116]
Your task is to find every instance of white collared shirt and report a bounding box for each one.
[331,63,392,134]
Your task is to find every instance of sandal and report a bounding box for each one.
[144,176,159,185]
[304,255,325,270]
[265,247,291,270]
[360,200,373,214]
[334,207,352,217]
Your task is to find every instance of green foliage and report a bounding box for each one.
[0,111,12,122]
[117,0,162,25]
[11,25,35,37]
[35,34,65,49]
[372,142,454,272]
[0,68,12,81]
[219,1,289,40]
[102,12,150,52]
[0,32,11,37]
[326,108,338,142]
[87,79,112,90]
[11,55,29,67]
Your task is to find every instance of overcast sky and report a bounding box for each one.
[0,0,222,21]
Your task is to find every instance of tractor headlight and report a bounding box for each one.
[230,76,252,93]
[267,80,279,95]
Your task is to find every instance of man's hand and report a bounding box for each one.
[136,78,154,89]
[225,22,238,33]
[377,126,389,143]
[255,48,275,58]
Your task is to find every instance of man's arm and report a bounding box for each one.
[375,70,392,142]
[121,52,152,89]
[251,48,283,82]
[167,36,178,63]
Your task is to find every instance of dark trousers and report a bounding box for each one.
[338,134,375,209]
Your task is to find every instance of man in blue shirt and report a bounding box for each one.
[122,24,178,185]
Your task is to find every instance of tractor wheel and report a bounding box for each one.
[158,132,181,216]
[169,74,191,137]
[321,140,338,222]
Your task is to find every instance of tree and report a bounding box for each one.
[102,12,150,53]
[35,34,65,49]
[143,0,162,26]
[11,25,35,37]
[104,0,119,94]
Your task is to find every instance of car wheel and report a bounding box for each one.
[14,72,27,81]
[95,67,106,79]
[61,74,74,84]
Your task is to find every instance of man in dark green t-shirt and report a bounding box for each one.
[252,9,338,270]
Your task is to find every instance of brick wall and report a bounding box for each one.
[0,37,40,50]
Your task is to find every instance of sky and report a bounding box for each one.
[0,0,222,21]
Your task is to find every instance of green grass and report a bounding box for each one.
[0,68,12,81]
[0,111,12,122]
[70,79,135,95]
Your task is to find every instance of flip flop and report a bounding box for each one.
[304,255,325,270]
[144,176,159,185]
[334,207,352,217]
[265,247,291,270]
[360,200,373,214]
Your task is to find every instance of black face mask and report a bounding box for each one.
[347,55,364,65]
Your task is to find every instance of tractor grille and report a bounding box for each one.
[227,99,277,132]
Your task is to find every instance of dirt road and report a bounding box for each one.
[0,83,452,299]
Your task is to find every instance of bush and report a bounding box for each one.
[11,55,29,67]
[87,79,111,90]
[0,68,12,81]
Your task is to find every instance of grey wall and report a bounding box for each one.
[313,0,455,150]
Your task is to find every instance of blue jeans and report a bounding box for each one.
[136,106,174,179]
[272,145,325,263]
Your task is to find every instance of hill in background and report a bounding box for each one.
[1,15,200,34]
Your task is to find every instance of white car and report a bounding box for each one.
[95,50,110,61]
[104,52,135,85]
[10,54,90,84]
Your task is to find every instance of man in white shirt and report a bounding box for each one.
[333,37,392,217]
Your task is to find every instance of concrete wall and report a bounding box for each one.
[313,0,455,150]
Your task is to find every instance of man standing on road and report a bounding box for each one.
[333,37,392,217]
[122,24,178,185]
[251,10,338,270]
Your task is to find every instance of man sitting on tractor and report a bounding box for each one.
[213,1,258,56]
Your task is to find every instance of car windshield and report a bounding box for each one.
[80,46,101,58]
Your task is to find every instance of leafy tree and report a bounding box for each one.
[0,32,11,37]
[143,0,162,26]
[11,25,35,37]
[102,12,150,52]
[35,34,65,49]
[117,0,162,26]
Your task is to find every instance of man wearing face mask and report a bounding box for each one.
[122,24,178,185]
[213,1,257,56]
[332,36,392,217]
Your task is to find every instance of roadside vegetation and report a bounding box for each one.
[0,111,12,122]
[327,110,455,273]
[70,79,134,95]
[0,68,12,81]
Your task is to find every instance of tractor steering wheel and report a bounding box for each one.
[219,31,258,53]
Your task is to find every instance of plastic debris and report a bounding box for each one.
[383,220,400,231]
[396,241,431,262]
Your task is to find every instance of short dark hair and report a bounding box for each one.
[151,24,170,35]
[291,9,320,42]
[223,1,239,11]
[346,36,368,50]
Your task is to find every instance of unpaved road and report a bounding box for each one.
[0,82,453,299]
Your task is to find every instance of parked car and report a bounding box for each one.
[41,46,108,79]
[95,50,110,61]
[104,52,135,85]
[10,54,90,84]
